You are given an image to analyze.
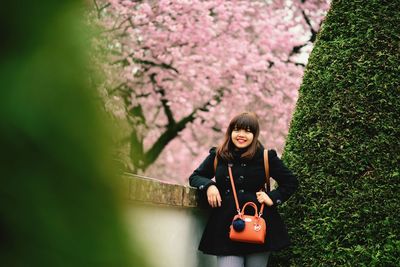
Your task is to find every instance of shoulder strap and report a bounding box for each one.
[227,149,271,216]
[215,149,270,192]
[263,149,270,192]
[213,155,218,175]
[258,149,270,217]
[228,165,241,214]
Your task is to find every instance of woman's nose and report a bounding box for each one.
[237,130,245,136]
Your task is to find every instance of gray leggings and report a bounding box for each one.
[217,252,270,267]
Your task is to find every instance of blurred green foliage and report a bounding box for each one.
[0,1,147,266]
[271,0,400,266]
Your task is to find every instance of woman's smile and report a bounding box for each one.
[236,137,247,143]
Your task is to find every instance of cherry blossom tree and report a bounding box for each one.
[90,0,330,183]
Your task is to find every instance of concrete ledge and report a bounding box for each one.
[123,173,199,207]
[123,173,215,267]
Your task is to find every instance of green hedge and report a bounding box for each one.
[272,1,400,266]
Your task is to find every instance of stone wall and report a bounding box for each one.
[123,173,216,267]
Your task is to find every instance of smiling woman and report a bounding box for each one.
[188,112,299,267]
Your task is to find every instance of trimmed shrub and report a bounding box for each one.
[272,0,400,266]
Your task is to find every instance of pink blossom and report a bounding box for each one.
[92,0,330,183]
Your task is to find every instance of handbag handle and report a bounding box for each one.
[241,202,259,217]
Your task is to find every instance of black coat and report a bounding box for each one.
[189,146,298,255]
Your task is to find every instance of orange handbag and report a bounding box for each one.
[227,149,270,244]
[229,202,266,244]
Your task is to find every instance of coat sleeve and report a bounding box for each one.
[188,147,217,192]
[266,149,299,206]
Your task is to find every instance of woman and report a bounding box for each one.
[189,112,298,267]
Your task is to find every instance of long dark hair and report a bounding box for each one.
[217,112,261,162]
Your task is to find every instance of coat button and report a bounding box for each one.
[241,163,247,167]
[225,189,231,195]
[238,189,244,193]
[199,185,204,190]
[225,176,230,181]
[276,199,282,205]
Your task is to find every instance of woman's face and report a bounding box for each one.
[231,127,254,149]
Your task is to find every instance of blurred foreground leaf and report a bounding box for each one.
[0,1,147,266]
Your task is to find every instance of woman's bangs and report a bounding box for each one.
[232,114,258,133]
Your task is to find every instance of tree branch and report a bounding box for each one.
[149,73,176,127]
[197,87,225,112]
[93,0,110,19]
[112,53,179,74]
[289,9,318,58]
[139,87,226,170]
[302,10,318,43]
[108,82,127,95]
[144,111,196,168]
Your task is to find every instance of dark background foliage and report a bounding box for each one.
[270,0,400,266]
[0,1,147,266]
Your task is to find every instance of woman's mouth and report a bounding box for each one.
[237,138,247,144]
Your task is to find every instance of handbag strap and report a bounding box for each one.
[214,154,218,173]
[258,149,270,216]
[227,165,242,214]
[214,149,270,191]
[263,149,270,192]
[227,149,270,216]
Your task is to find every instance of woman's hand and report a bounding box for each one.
[207,185,222,208]
[256,191,273,206]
